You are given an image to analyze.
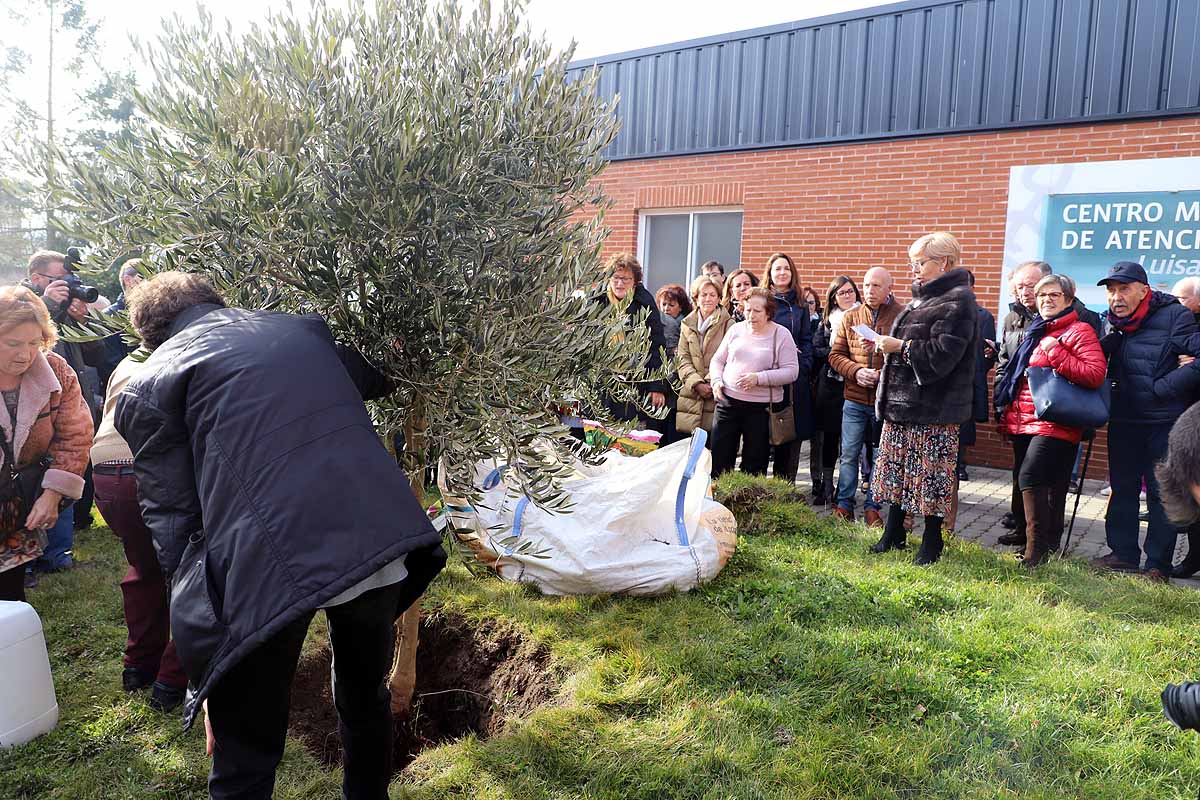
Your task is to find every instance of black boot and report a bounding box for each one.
[870,505,908,553]
[914,515,944,565]
[1172,525,1200,579]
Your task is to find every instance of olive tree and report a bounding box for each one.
[56,0,663,711]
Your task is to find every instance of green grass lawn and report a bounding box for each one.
[4,474,1200,799]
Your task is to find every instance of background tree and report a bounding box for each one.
[57,0,661,711]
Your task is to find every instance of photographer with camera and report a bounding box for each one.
[23,250,106,569]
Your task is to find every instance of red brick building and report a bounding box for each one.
[571,0,1200,474]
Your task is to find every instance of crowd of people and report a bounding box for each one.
[600,232,1200,578]
[4,236,1200,793]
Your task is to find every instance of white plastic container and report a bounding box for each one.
[0,600,59,748]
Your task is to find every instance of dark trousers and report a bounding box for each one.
[207,580,409,800]
[1106,422,1177,572]
[711,397,770,477]
[0,564,25,602]
[94,468,187,689]
[1012,434,1076,548]
[75,463,95,527]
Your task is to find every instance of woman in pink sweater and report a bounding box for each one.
[710,288,801,476]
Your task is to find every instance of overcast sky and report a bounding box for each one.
[4,0,884,130]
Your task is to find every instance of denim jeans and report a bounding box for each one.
[836,400,880,512]
[36,504,75,570]
[1105,422,1176,572]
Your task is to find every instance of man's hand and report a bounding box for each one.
[43,280,70,306]
[855,368,879,388]
[649,391,666,409]
[695,381,713,399]
[67,298,89,322]
[24,490,62,532]
[1180,355,1196,368]
[734,372,759,391]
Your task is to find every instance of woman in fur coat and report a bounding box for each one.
[869,232,978,565]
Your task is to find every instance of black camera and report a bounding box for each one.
[61,247,100,304]
[1163,682,1200,731]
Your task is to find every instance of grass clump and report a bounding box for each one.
[3,473,1200,799]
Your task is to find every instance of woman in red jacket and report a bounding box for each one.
[995,274,1106,566]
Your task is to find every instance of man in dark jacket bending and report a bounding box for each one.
[1091,262,1200,582]
[114,272,446,799]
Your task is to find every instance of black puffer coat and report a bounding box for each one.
[876,269,978,426]
[1102,291,1200,425]
[115,305,446,729]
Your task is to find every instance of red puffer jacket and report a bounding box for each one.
[1000,310,1107,444]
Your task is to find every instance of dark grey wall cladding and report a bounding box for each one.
[565,0,1200,161]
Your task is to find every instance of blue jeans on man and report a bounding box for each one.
[1104,422,1176,572]
[837,400,880,513]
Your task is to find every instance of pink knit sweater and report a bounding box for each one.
[710,321,800,403]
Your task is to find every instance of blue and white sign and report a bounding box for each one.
[1003,157,1200,317]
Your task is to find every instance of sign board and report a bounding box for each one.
[1002,157,1200,318]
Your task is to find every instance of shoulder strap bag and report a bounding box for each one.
[1025,366,1111,431]
[768,328,797,447]
[0,425,51,524]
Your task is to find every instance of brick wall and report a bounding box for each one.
[590,116,1200,478]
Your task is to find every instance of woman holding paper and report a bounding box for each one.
[869,232,979,565]
[994,273,1105,566]
[709,288,799,477]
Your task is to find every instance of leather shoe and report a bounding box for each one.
[1141,568,1171,584]
[122,667,155,694]
[864,509,883,528]
[832,507,854,523]
[149,682,186,712]
[1091,552,1140,573]
[997,531,1026,547]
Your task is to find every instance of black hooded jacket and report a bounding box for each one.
[114,305,446,729]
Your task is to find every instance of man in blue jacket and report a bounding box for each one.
[1091,262,1200,582]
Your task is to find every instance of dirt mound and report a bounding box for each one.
[289,610,556,773]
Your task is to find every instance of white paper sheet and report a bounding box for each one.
[852,323,879,342]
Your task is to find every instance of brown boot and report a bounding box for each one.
[1047,476,1070,553]
[1021,486,1054,568]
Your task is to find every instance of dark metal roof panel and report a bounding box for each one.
[566,0,1200,161]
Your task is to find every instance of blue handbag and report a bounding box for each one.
[1025,366,1110,430]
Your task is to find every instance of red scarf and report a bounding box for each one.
[1109,291,1151,334]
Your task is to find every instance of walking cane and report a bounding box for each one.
[1061,434,1096,556]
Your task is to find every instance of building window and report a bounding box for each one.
[637,209,743,293]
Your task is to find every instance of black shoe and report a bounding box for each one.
[122,667,155,694]
[149,682,186,712]
[23,570,38,589]
[1001,512,1016,529]
[1172,555,1200,579]
[956,466,969,481]
[73,513,94,532]
[914,517,945,565]
[997,531,1026,547]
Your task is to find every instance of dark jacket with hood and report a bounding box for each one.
[1101,290,1200,425]
[114,305,446,729]
[876,269,978,426]
[591,283,668,422]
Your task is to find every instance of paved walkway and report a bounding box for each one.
[793,441,1200,586]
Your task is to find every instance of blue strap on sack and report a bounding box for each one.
[507,496,531,555]
[673,429,708,547]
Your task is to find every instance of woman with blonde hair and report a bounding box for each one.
[870,232,978,564]
[0,286,94,600]
[677,275,733,436]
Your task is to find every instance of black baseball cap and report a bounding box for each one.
[1097,261,1148,286]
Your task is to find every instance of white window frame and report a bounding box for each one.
[636,206,744,289]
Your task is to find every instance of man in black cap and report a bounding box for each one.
[1091,261,1200,582]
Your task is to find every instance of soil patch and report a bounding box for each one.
[289,610,557,773]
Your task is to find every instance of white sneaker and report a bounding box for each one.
[1100,485,1112,496]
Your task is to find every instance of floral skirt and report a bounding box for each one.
[0,496,45,574]
[872,421,960,518]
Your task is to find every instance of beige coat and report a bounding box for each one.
[676,307,733,433]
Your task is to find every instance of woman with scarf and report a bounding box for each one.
[677,276,733,436]
[994,273,1106,566]
[869,232,978,565]
[761,253,814,483]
